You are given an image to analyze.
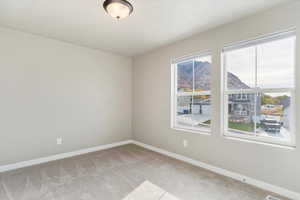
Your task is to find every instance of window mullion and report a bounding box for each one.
[254,46,258,136]
[224,89,257,94]
[174,64,178,127]
[223,53,227,134]
[192,59,195,128]
[258,88,294,93]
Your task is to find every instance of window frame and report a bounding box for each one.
[171,52,212,135]
[222,30,296,147]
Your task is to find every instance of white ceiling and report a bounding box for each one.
[0,0,292,56]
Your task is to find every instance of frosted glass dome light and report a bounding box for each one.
[103,0,133,19]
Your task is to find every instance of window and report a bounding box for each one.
[171,53,212,133]
[223,31,296,147]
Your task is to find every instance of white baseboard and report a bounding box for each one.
[1,139,299,199]
[0,140,132,173]
[132,140,300,200]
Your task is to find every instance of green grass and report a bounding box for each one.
[228,122,254,132]
[204,120,259,132]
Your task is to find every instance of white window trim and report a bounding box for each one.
[223,28,295,52]
[171,51,212,135]
[222,30,296,147]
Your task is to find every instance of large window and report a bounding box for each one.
[223,31,296,146]
[171,53,212,133]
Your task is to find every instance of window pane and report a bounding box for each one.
[257,37,295,89]
[226,47,255,90]
[256,92,292,142]
[174,54,212,133]
[194,56,211,92]
[223,32,295,145]
[192,95,211,131]
[176,96,193,128]
[227,93,256,135]
[177,61,193,92]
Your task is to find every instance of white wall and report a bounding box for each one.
[133,1,300,194]
[0,27,132,165]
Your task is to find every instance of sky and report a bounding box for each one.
[226,36,295,89]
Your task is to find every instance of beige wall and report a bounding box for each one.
[0,27,132,165]
[133,1,300,193]
[0,0,299,195]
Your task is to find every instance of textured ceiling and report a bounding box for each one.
[0,0,293,56]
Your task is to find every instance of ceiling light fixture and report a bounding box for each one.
[103,0,133,20]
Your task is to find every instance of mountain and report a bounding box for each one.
[177,61,249,91]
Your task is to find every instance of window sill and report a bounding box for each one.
[223,134,296,150]
[171,126,211,136]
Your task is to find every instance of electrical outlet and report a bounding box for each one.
[183,139,188,148]
[57,137,63,145]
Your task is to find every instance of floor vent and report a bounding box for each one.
[266,195,281,200]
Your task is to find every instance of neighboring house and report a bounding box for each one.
[177,96,210,114]
[228,93,260,123]
[177,61,258,124]
[177,61,289,128]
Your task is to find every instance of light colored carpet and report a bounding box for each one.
[0,144,288,200]
[123,181,179,200]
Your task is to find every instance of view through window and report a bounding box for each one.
[173,54,212,133]
[223,31,296,146]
